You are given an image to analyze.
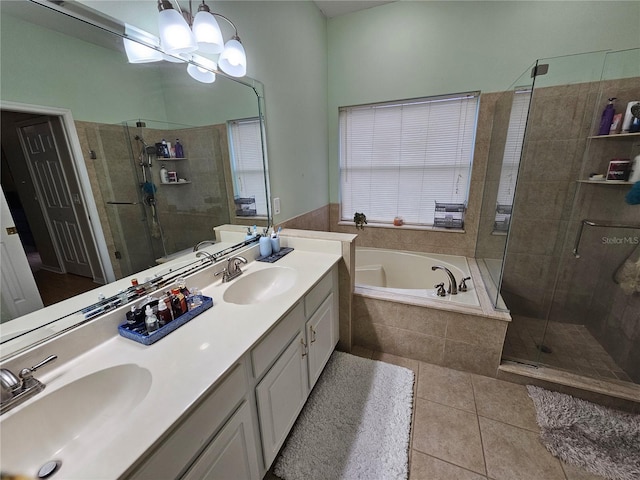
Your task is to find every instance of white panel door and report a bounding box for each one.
[0,188,43,320]
[18,120,92,277]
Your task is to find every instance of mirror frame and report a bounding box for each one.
[0,0,271,359]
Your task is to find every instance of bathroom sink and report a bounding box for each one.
[223,267,297,305]
[0,363,152,477]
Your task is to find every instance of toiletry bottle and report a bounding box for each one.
[270,228,280,253]
[597,97,616,135]
[160,165,169,184]
[144,305,159,334]
[157,298,172,326]
[177,276,190,296]
[175,138,184,158]
[630,154,640,183]
[245,227,253,241]
[161,139,170,158]
[171,288,187,316]
[126,305,137,325]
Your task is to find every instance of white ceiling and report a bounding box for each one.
[313,1,397,18]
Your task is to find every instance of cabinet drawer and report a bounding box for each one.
[251,302,304,379]
[304,270,333,318]
[129,363,247,480]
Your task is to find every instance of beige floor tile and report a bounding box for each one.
[479,417,566,480]
[561,461,606,480]
[372,350,420,374]
[471,375,539,431]
[412,398,486,475]
[410,450,487,480]
[417,362,476,413]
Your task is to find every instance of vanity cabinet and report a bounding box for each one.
[181,401,260,480]
[127,264,339,480]
[127,362,259,480]
[253,266,339,470]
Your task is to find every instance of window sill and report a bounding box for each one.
[338,221,465,234]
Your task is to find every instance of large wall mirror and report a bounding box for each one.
[0,0,270,356]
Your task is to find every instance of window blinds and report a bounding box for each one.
[339,93,479,226]
[228,118,267,216]
[494,89,531,228]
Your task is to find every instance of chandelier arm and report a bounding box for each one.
[210,12,239,37]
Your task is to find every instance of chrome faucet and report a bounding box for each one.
[431,266,458,295]
[215,256,248,283]
[196,250,215,263]
[193,240,216,252]
[1,355,57,415]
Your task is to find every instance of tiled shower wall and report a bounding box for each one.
[500,77,640,382]
[76,121,232,278]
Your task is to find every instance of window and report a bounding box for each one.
[339,92,479,227]
[228,117,268,217]
[494,89,531,232]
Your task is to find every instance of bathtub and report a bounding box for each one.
[355,247,480,307]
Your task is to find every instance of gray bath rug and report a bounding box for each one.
[527,385,640,480]
[273,351,414,480]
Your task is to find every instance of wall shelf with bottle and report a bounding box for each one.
[161,181,192,185]
[159,157,188,161]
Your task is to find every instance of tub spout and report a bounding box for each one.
[431,266,458,295]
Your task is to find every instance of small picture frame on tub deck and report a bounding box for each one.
[606,159,630,181]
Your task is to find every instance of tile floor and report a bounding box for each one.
[350,346,604,480]
[503,315,633,383]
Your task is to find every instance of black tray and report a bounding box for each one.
[118,295,213,345]
[257,247,294,263]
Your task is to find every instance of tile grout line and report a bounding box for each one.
[470,377,490,478]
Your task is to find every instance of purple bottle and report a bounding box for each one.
[597,97,616,135]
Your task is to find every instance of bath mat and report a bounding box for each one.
[273,351,414,480]
[527,385,640,480]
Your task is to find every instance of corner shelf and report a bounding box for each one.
[577,180,633,185]
[161,181,192,185]
[158,157,188,161]
[587,132,640,140]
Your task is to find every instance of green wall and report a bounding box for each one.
[327,1,640,202]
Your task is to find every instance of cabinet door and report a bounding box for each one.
[181,402,260,480]
[307,293,337,389]
[256,331,309,467]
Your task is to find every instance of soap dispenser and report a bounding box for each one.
[597,97,617,135]
[259,229,272,257]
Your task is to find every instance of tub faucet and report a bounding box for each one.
[193,240,216,252]
[431,266,457,295]
[196,251,215,264]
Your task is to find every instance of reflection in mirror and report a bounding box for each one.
[0,0,270,358]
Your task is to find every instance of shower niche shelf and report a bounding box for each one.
[161,181,192,185]
[159,157,188,161]
[577,180,633,185]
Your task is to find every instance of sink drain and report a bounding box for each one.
[38,460,60,478]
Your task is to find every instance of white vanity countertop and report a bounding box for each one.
[1,246,342,479]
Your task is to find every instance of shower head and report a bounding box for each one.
[134,135,149,148]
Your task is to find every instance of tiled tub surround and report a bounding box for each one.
[353,256,511,377]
